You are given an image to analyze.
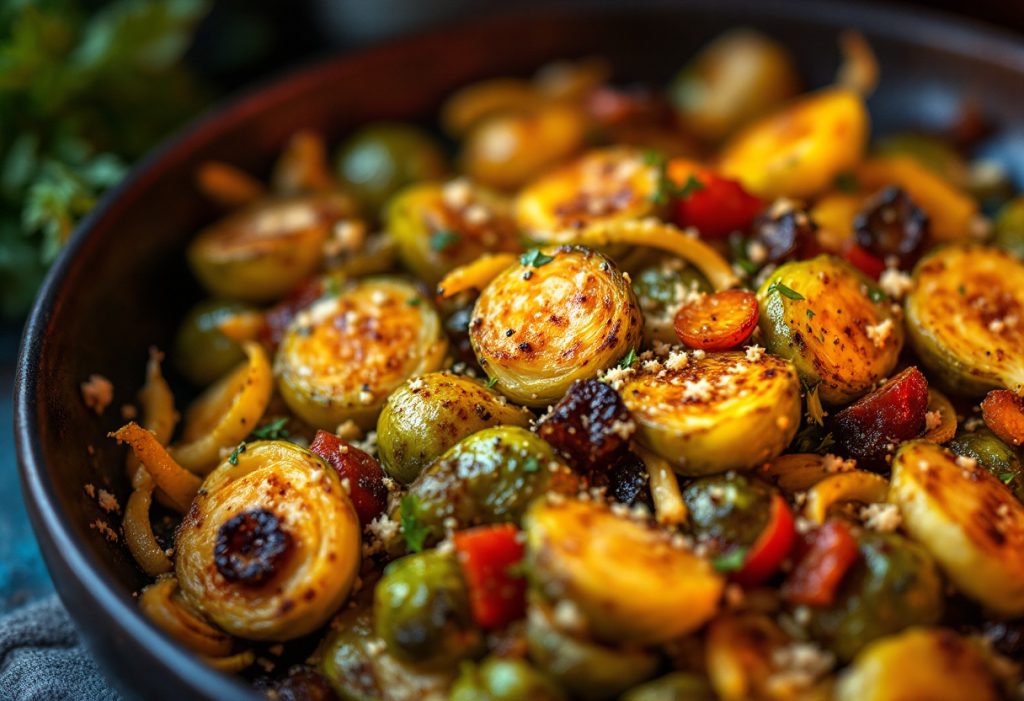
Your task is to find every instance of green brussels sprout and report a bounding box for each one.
[376,371,533,484]
[397,426,580,546]
[758,255,903,404]
[683,473,774,548]
[620,673,717,701]
[631,257,712,344]
[873,133,968,188]
[808,531,944,661]
[525,601,659,701]
[335,123,447,215]
[373,549,482,669]
[173,298,251,386]
[949,428,1024,500]
[450,658,567,701]
[905,244,1024,396]
[668,29,800,142]
[993,197,1024,260]
[386,179,521,286]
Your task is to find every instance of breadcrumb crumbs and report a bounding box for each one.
[90,519,118,542]
[924,410,943,432]
[80,374,114,414]
[865,318,894,348]
[97,489,120,514]
[745,344,765,362]
[860,502,901,532]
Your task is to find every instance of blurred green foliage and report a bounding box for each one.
[0,0,210,318]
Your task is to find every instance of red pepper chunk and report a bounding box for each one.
[842,243,886,280]
[782,520,860,607]
[453,524,526,629]
[732,494,796,587]
[309,430,388,525]
[667,160,763,239]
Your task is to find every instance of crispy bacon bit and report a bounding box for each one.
[536,379,633,473]
[310,430,388,524]
[215,509,292,586]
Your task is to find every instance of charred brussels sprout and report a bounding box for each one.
[525,497,723,645]
[948,429,1024,501]
[905,244,1024,396]
[376,371,533,485]
[669,29,800,142]
[385,179,521,286]
[621,350,801,474]
[470,246,642,407]
[187,192,356,303]
[450,658,566,701]
[621,673,716,701]
[373,549,482,669]
[173,299,250,386]
[175,441,360,641]
[807,532,944,661]
[398,426,579,545]
[335,123,447,214]
[757,255,903,404]
[683,473,774,549]
[631,257,712,344]
[275,277,447,430]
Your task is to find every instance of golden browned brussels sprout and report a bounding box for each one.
[526,600,659,701]
[373,549,482,669]
[470,245,642,407]
[669,29,800,142]
[525,497,723,645]
[376,371,533,485]
[949,428,1024,501]
[450,657,567,701]
[398,426,579,547]
[275,277,447,429]
[630,257,712,344]
[514,147,660,244]
[335,123,447,215]
[187,192,356,303]
[175,441,360,641]
[620,349,801,474]
[385,179,521,286]
[904,244,1024,396]
[719,88,869,199]
[173,299,252,386]
[462,103,586,191]
[757,255,903,404]
[620,673,716,701]
[889,440,1024,615]
[834,628,1001,701]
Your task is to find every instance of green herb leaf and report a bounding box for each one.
[406,296,421,306]
[676,174,706,200]
[430,229,462,252]
[520,249,555,267]
[767,282,805,301]
[1000,471,1015,485]
[806,309,816,319]
[523,456,541,473]
[866,286,887,303]
[250,417,290,441]
[713,548,748,573]
[400,494,430,553]
[228,441,246,466]
[619,347,637,369]
[485,377,498,389]
[958,284,967,296]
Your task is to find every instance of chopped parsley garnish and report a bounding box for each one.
[736,258,759,276]
[430,230,462,252]
[228,441,247,466]
[806,309,816,319]
[400,494,430,553]
[250,417,290,441]
[648,150,706,205]
[958,284,967,296]
[835,172,860,193]
[322,276,342,297]
[619,347,638,369]
[793,424,836,454]
[523,456,541,473]
[805,384,826,427]
[676,174,706,199]
[866,286,887,303]
[406,297,422,306]
[520,249,555,268]
[1000,471,1015,485]
[486,377,499,389]
[713,548,748,573]
[767,282,805,301]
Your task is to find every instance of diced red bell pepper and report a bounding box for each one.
[309,430,388,524]
[667,160,763,239]
[782,520,860,606]
[842,242,886,280]
[259,277,325,349]
[732,494,796,587]
[453,524,527,629]
[981,389,1024,448]
[831,366,929,470]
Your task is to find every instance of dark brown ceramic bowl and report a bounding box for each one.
[14,1,1024,699]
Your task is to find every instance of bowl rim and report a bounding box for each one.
[13,0,1024,698]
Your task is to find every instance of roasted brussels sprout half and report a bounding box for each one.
[173,299,251,386]
[890,440,1024,615]
[335,123,447,214]
[631,256,712,344]
[376,371,533,484]
[470,246,642,407]
[525,497,723,645]
[450,658,566,701]
[621,349,801,474]
[807,532,944,661]
[758,255,903,404]
[515,148,660,244]
[399,426,579,545]
[275,277,448,429]
[669,29,800,142]
[385,179,521,286]
[175,441,360,641]
[620,673,716,701]
[993,196,1024,259]
[526,600,659,701]
[835,628,1001,701]
[949,428,1024,501]
[373,549,482,669]
[462,103,587,191]
[187,192,355,303]
[719,88,869,199]
[683,473,774,548]
[905,244,1024,396]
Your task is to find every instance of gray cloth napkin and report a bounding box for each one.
[0,595,120,701]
